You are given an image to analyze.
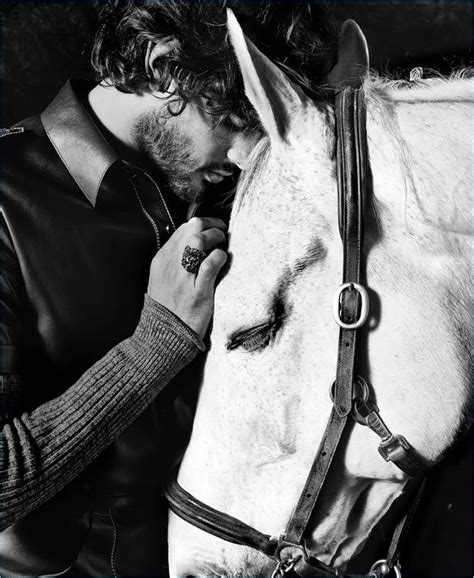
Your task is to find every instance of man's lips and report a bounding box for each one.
[202,167,234,183]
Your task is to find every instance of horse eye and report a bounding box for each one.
[226,319,282,352]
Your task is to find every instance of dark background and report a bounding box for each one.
[1,1,472,125]
[1,2,472,576]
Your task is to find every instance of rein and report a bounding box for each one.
[166,88,427,577]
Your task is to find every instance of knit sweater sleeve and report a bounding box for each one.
[0,295,205,531]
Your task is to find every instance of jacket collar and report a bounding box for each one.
[41,80,119,207]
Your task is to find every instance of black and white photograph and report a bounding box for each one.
[1,1,472,576]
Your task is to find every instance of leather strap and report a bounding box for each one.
[379,434,426,478]
[165,476,279,557]
[167,474,426,578]
[166,475,339,576]
[284,409,348,544]
[334,88,367,417]
[284,88,368,546]
[385,477,427,567]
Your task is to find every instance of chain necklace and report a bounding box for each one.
[143,171,177,233]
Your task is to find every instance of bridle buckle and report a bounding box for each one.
[333,282,370,329]
[378,434,412,462]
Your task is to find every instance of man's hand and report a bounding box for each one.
[147,217,228,339]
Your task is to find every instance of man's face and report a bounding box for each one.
[134,100,258,203]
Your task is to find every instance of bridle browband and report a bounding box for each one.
[166,88,427,578]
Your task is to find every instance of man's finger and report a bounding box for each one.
[187,216,227,232]
[187,228,227,252]
[195,248,228,290]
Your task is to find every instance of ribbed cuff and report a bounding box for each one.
[136,294,206,352]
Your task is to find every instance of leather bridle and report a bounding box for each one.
[166,88,427,578]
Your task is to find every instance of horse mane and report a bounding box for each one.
[364,68,472,103]
[230,68,471,227]
[362,68,472,235]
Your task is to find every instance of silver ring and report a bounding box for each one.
[181,245,207,274]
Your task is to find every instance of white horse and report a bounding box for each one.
[169,12,471,577]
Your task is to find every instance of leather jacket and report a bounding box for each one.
[1,80,194,573]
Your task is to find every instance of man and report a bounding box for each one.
[1,1,336,575]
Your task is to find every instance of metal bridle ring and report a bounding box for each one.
[329,376,370,404]
[369,559,402,578]
[181,245,207,274]
[271,556,301,578]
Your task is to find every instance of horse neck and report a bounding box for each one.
[366,83,471,238]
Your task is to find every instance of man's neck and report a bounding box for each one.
[87,83,150,165]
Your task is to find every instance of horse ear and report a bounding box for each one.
[327,20,370,88]
[226,8,304,144]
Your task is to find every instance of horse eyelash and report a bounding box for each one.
[226,318,282,352]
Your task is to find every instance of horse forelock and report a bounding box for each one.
[230,102,336,232]
[230,137,271,226]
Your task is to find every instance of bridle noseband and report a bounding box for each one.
[166,88,427,578]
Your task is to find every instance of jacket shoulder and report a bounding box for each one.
[1,116,53,173]
[1,116,59,211]
[1,115,42,138]
[1,117,46,159]
[0,127,26,139]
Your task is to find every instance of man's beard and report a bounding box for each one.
[134,110,209,203]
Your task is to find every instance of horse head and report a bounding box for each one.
[168,11,471,577]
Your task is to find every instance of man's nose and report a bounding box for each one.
[226,133,259,170]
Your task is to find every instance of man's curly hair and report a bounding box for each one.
[92,0,338,130]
